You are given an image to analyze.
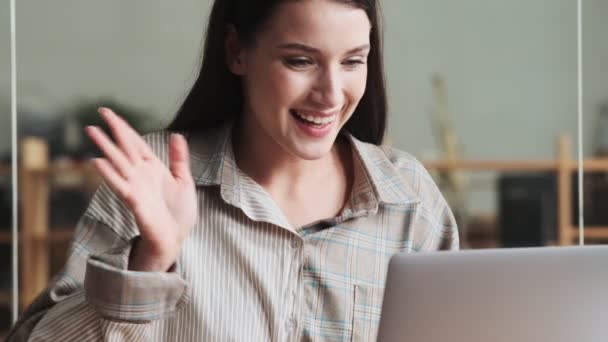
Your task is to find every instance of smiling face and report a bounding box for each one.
[228,0,371,161]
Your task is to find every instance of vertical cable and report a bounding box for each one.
[9,0,20,323]
[577,0,585,245]
[10,0,19,324]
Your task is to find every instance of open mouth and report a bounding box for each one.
[289,109,335,127]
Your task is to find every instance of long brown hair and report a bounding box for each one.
[168,0,388,145]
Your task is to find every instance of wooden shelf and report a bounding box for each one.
[575,160,608,171]
[570,227,608,240]
[424,159,608,172]
[0,228,74,244]
[424,160,557,172]
[0,160,94,175]
[47,227,75,242]
[16,160,94,176]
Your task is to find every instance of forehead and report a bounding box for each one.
[259,0,371,51]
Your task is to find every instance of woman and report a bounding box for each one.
[8,0,458,341]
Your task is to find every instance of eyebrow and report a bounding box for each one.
[277,43,370,55]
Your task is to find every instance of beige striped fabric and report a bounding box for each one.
[7,123,459,342]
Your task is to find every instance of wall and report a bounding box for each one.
[1,0,606,213]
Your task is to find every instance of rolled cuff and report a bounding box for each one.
[84,237,191,322]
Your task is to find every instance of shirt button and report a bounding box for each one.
[287,317,297,329]
[291,238,300,249]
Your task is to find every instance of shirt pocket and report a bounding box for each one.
[352,285,384,342]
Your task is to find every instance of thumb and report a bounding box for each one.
[168,133,191,181]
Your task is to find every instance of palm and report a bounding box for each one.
[86,107,197,260]
[127,157,197,247]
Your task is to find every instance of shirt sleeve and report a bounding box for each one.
[412,162,460,251]
[6,182,191,341]
[84,235,190,323]
[428,196,460,251]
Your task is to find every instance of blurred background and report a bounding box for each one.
[1,0,607,336]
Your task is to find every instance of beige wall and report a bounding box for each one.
[0,0,606,212]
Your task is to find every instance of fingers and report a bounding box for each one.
[90,107,190,189]
[98,107,154,161]
[92,158,130,200]
[85,126,132,178]
[169,133,192,181]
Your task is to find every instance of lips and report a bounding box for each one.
[289,109,338,125]
[287,106,342,138]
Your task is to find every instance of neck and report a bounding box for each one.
[232,118,351,200]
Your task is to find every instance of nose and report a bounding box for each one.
[310,66,343,109]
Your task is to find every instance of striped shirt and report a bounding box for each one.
[8,123,458,341]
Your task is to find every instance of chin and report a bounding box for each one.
[287,137,336,161]
[294,149,330,161]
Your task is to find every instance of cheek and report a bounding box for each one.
[249,63,308,112]
[346,70,368,108]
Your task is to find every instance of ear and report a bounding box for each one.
[225,25,247,75]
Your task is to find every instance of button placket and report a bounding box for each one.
[282,234,300,338]
[288,235,304,338]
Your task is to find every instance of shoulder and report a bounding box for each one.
[370,145,446,205]
[377,143,445,205]
[379,144,459,250]
[380,145,435,181]
[379,145,426,175]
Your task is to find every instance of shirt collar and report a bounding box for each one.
[186,122,420,223]
[186,123,244,206]
[347,134,420,206]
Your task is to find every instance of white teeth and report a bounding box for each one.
[293,110,335,125]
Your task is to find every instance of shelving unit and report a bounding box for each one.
[0,137,100,328]
[424,133,608,246]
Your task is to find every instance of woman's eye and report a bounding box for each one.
[343,59,366,68]
[284,57,313,68]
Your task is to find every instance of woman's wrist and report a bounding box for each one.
[128,237,178,272]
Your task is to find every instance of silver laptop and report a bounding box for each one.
[377,246,608,342]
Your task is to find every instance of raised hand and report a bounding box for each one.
[85,107,197,272]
